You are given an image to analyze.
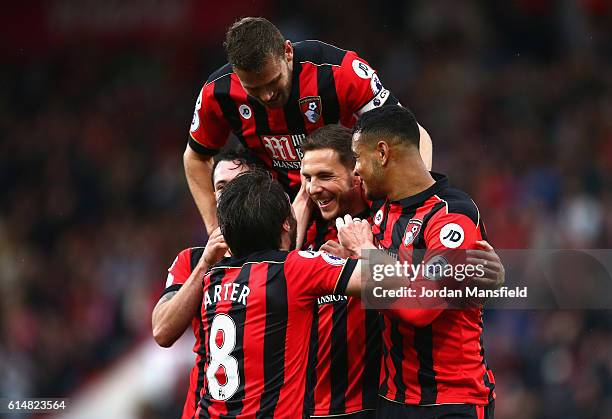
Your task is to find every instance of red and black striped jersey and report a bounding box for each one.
[161,247,206,419]
[188,40,399,196]
[370,173,496,406]
[194,249,357,418]
[302,212,382,416]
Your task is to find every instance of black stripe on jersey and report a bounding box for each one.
[189,137,220,155]
[303,303,319,415]
[160,283,182,299]
[478,312,496,403]
[389,319,407,403]
[245,95,294,193]
[283,59,306,134]
[256,263,289,418]
[190,247,205,270]
[191,245,206,417]
[294,40,346,66]
[214,76,247,146]
[335,259,358,295]
[330,300,348,413]
[374,200,391,243]
[415,325,437,405]
[412,202,446,252]
[483,370,495,404]
[479,222,488,241]
[313,220,332,249]
[389,207,417,254]
[379,319,390,397]
[316,65,340,124]
[247,96,270,133]
[381,92,400,108]
[199,268,226,418]
[221,264,252,418]
[362,309,382,409]
[206,63,233,84]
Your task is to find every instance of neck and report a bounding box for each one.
[386,156,435,201]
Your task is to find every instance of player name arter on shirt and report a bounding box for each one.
[204,283,251,308]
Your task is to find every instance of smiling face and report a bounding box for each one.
[352,132,386,201]
[234,42,293,109]
[301,148,363,221]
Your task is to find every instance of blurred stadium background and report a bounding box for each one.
[1,1,611,418]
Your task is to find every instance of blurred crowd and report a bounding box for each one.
[1,1,611,418]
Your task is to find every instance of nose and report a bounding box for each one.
[308,178,323,195]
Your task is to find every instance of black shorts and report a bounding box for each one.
[377,397,494,419]
[311,409,376,419]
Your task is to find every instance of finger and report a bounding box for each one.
[475,240,494,251]
[466,250,499,262]
[336,217,345,230]
[344,214,353,225]
[320,240,340,250]
[319,244,334,254]
[465,258,501,272]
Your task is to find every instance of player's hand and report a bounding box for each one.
[201,227,229,267]
[466,241,505,290]
[292,176,315,249]
[319,240,353,259]
[336,214,375,257]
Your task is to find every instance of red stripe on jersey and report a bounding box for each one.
[344,299,365,408]
[240,263,267,414]
[313,303,333,412]
[300,62,325,131]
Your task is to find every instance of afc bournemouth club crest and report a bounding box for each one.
[403,219,423,246]
[299,96,322,124]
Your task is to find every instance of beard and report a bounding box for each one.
[363,163,386,201]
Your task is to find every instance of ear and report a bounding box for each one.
[282,217,291,233]
[284,40,293,62]
[377,141,391,166]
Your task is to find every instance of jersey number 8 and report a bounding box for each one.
[207,314,240,400]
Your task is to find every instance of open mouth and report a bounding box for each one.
[317,198,333,209]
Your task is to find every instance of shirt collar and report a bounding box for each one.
[391,172,449,209]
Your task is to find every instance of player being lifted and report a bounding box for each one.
[184,17,433,234]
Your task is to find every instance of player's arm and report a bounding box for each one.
[152,229,228,347]
[185,85,232,234]
[337,52,433,170]
[184,147,218,234]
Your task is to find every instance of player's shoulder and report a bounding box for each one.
[431,186,480,227]
[293,40,348,66]
[205,62,233,85]
[173,246,205,271]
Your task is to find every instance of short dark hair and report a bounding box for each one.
[217,170,291,257]
[353,106,420,149]
[301,124,355,169]
[212,148,263,180]
[224,17,285,72]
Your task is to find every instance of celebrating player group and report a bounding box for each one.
[152,17,504,419]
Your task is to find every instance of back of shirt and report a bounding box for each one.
[195,249,356,418]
